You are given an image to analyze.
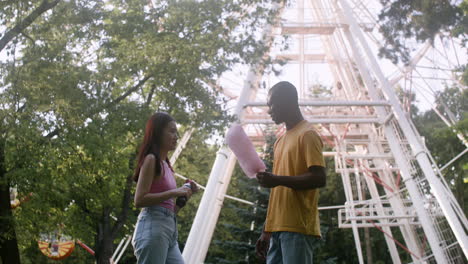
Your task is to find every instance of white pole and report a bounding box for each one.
[182,147,230,263]
[337,154,365,264]
[170,128,194,166]
[367,141,423,263]
[357,149,402,264]
[195,153,237,262]
[114,236,131,264]
[111,236,126,261]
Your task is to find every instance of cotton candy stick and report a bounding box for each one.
[226,124,266,178]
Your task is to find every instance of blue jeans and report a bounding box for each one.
[267,232,319,264]
[132,206,184,264]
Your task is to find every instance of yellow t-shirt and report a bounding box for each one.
[264,120,325,236]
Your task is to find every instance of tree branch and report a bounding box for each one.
[102,75,153,110]
[0,0,61,52]
[145,84,157,107]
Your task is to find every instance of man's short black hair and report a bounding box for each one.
[269,81,298,105]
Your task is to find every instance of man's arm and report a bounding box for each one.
[256,166,326,190]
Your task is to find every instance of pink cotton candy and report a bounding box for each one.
[226,124,266,178]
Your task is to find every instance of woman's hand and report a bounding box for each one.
[174,186,192,198]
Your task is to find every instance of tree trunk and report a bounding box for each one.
[95,208,114,264]
[0,138,21,264]
[95,156,135,264]
[364,227,373,264]
[456,169,465,213]
[362,185,372,264]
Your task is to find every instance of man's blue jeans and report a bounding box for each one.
[132,206,184,264]
[267,231,319,264]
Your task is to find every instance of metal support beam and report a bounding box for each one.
[243,118,382,124]
[169,128,194,166]
[244,100,391,107]
[281,22,339,35]
[182,148,234,262]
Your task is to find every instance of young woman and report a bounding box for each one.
[132,112,196,264]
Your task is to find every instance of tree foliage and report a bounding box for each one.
[378,0,467,64]
[0,0,282,263]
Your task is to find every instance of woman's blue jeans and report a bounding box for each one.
[132,206,184,264]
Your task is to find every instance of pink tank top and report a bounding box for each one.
[149,160,176,211]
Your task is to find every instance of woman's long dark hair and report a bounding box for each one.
[133,112,175,182]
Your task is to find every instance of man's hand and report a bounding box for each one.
[256,231,271,260]
[256,172,279,188]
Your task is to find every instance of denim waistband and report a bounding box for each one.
[142,205,175,218]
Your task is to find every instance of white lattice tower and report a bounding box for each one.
[180,1,468,263]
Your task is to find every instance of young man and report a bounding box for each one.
[256,81,327,263]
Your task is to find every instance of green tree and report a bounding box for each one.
[378,0,468,86]
[0,1,65,261]
[378,0,467,64]
[0,0,62,53]
[413,87,468,212]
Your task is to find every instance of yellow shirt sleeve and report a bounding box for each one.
[301,130,325,168]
